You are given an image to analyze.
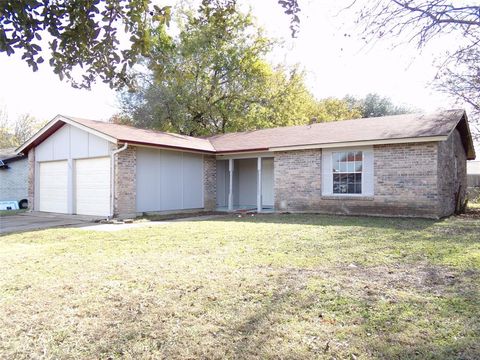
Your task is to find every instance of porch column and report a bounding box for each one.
[228,159,233,211]
[257,157,262,212]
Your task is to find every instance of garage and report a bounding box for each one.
[75,157,111,216]
[39,160,68,213]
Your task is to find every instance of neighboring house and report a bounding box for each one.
[467,160,480,187]
[0,148,28,204]
[16,109,475,219]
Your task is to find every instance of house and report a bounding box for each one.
[0,148,28,207]
[16,109,475,219]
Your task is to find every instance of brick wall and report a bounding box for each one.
[273,142,444,218]
[274,149,322,211]
[437,129,467,216]
[203,155,216,210]
[27,149,35,210]
[114,145,136,217]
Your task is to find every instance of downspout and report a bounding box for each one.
[110,143,128,218]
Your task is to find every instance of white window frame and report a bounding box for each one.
[322,146,374,197]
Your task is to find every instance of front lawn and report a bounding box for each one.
[0,214,479,359]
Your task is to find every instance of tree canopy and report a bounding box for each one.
[118,3,374,136]
[118,3,413,136]
[0,110,43,148]
[0,0,171,89]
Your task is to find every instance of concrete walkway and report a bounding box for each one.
[81,214,227,232]
[0,212,102,235]
[0,213,228,234]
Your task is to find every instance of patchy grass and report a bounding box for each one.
[0,209,26,216]
[0,214,479,359]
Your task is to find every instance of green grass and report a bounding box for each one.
[0,209,26,216]
[0,214,479,359]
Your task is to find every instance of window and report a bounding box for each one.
[321,147,373,197]
[332,151,362,194]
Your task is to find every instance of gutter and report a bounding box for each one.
[110,143,128,218]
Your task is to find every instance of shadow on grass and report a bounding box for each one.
[227,266,479,359]
[212,212,441,231]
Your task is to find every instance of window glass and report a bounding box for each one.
[332,151,363,194]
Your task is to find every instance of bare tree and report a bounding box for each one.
[278,0,480,139]
[0,112,43,148]
[353,0,480,139]
[0,108,16,148]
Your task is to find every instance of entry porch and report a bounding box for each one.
[216,156,274,212]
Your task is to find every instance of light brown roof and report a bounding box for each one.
[65,116,216,153]
[208,109,469,152]
[17,109,476,160]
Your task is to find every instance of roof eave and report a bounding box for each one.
[266,135,448,152]
[120,140,216,154]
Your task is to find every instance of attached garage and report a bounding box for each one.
[18,115,216,218]
[75,157,111,216]
[30,119,115,216]
[39,160,68,213]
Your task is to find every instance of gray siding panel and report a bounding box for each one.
[161,150,183,211]
[0,158,28,201]
[216,160,228,207]
[182,153,204,209]
[136,147,204,212]
[135,147,161,212]
[238,158,257,206]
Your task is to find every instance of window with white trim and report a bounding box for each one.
[332,151,363,194]
[322,146,373,197]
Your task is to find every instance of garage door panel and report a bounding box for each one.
[39,160,68,213]
[75,157,110,216]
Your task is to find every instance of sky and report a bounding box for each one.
[0,0,467,125]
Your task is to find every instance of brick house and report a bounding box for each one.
[17,109,475,219]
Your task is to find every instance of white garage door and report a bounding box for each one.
[75,157,111,216]
[39,160,68,213]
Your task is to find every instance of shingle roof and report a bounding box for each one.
[17,109,476,160]
[64,116,216,153]
[207,109,467,152]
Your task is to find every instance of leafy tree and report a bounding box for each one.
[121,3,284,136]
[313,98,362,122]
[0,0,171,89]
[344,93,414,118]
[0,108,16,148]
[0,111,43,148]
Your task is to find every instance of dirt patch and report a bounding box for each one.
[458,206,480,220]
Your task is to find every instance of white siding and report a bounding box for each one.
[136,147,204,212]
[36,124,110,162]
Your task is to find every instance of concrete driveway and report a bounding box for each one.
[0,212,103,235]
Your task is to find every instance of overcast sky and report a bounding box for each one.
[0,0,465,125]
